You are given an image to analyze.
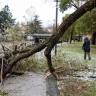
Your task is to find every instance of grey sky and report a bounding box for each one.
[0,0,74,27]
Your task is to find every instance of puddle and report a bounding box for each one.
[73,70,96,81]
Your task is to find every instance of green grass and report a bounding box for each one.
[0,90,8,96]
[55,42,96,96]
[13,55,48,72]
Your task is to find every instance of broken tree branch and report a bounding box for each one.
[1,0,96,79]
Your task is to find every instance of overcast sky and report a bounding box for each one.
[0,0,74,27]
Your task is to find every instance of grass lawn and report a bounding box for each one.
[54,42,96,96]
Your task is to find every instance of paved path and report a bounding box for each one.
[46,74,60,96]
[0,72,46,96]
[0,72,60,96]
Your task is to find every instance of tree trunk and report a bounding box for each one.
[1,0,96,79]
[91,32,96,45]
[69,30,74,43]
[78,33,81,42]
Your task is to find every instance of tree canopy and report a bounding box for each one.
[28,15,44,34]
[59,0,88,12]
[75,8,96,35]
[60,0,96,42]
[0,5,15,34]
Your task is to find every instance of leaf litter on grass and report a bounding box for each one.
[53,42,96,96]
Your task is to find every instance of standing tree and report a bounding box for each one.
[24,15,45,35]
[62,14,77,43]
[75,8,96,44]
[0,5,15,34]
[60,0,96,44]
[59,0,88,12]
[60,0,88,42]
[6,22,22,42]
[24,7,45,34]
[28,15,43,33]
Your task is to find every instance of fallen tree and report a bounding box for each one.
[1,0,96,80]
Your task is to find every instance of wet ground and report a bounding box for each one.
[0,72,46,96]
[0,72,60,96]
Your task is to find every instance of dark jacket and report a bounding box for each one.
[83,37,90,52]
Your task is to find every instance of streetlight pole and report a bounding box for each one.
[55,0,58,55]
[53,0,61,55]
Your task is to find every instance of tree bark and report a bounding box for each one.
[91,32,96,45]
[1,0,96,79]
[69,30,74,43]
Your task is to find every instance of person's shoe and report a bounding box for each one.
[89,58,91,60]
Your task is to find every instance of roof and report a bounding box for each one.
[32,33,52,37]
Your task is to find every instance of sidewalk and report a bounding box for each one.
[46,74,60,96]
[0,72,60,96]
[0,72,46,96]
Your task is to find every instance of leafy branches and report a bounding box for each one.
[59,0,88,12]
[0,5,15,33]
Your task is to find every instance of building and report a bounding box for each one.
[32,33,52,45]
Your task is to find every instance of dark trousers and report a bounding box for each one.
[84,51,91,60]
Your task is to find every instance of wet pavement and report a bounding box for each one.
[46,74,60,96]
[0,72,46,96]
[0,72,60,96]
